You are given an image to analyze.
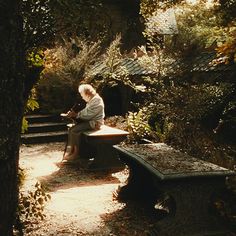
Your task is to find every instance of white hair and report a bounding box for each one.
[78,84,96,97]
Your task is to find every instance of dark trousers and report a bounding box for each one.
[68,121,92,150]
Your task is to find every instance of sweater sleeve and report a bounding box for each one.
[77,96,104,121]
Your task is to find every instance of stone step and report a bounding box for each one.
[25,114,62,124]
[26,122,68,133]
[21,130,67,144]
[22,114,69,144]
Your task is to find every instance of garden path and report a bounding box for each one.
[19,142,159,236]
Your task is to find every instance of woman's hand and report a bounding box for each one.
[67,110,77,118]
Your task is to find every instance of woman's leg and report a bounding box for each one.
[63,145,76,160]
[64,121,91,161]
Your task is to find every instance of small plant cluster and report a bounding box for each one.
[126,105,163,143]
[18,182,51,224]
[127,109,151,143]
[21,50,43,133]
[22,88,39,133]
[14,170,51,235]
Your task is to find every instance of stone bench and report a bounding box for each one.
[113,143,236,236]
[79,125,129,170]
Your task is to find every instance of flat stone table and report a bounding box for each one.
[114,143,236,236]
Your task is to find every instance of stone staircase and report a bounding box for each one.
[21,114,68,144]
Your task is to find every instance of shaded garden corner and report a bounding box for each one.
[19,142,163,236]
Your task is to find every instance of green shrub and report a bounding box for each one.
[22,89,39,133]
[36,75,76,114]
[18,182,51,224]
[127,106,160,143]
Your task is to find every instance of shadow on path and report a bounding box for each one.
[39,163,123,192]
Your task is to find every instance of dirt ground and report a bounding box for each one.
[19,142,160,236]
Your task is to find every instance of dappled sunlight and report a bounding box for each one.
[19,143,134,235]
[45,183,126,232]
[47,184,125,214]
[112,168,129,183]
[20,151,61,177]
[186,0,198,5]
[22,154,60,177]
[19,143,64,189]
[185,0,218,7]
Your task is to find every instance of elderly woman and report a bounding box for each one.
[64,84,105,161]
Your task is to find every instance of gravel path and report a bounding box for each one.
[19,142,159,236]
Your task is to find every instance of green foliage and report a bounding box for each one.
[172,2,227,56]
[49,0,106,40]
[127,107,152,143]
[18,182,51,224]
[140,0,174,18]
[144,82,234,128]
[157,83,234,123]
[27,50,44,68]
[137,0,236,170]
[36,74,76,114]
[135,79,236,163]
[86,34,131,89]
[85,35,144,92]
[43,37,101,86]
[37,37,101,113]
[141,0,235,58]
[22,0,55,51]
[21,90,39,133]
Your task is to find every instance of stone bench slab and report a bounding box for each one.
[83,125,129,137]
[114,143,236,180]
[113,143,236,236]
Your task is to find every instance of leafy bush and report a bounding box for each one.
[36,37,101,113]
[126,106,162,143]
[18,182,51,224]
[127,109,151,143]
[15,180,51,235]
[36,75,76,114]
[22,89,39,133]
[43,37,101,86]
[84,34,141,92]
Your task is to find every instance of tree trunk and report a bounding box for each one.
[0,1,24,235]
